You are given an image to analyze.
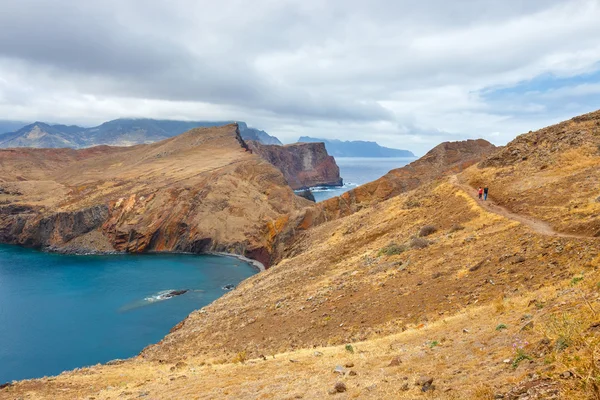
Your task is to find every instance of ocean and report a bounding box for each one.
[0,245,257,382]
[311,157,416,202]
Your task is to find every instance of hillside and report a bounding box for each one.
[0,119,282,148]
[0,124,308,266]
[298,136,415,157]
[2,111,600,399]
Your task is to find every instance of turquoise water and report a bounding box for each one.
[0,245,257,382]
[312,157,415,202]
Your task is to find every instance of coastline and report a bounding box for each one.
[42,245,267,272]
[207,252,266,272]
[40,245,267,272]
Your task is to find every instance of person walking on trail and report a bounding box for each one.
[478,187,483,200]
[483,186,489,201]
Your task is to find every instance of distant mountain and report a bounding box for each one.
[297,137,414,157]
[0,119,282,148]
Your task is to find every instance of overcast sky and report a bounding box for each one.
[1,0,600,154]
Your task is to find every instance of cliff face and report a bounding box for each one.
[0,124,310,266]
[248,141,342,190]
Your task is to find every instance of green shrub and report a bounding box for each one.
[512,349,532,369]
[345,344,354,354]
[495,324,508,331]
[378,242,407,257]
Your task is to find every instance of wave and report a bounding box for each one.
[298,183,358,193]
[119,289,202,312]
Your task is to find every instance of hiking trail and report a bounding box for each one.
[449,175,589,239]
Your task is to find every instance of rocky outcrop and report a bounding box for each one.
[0,124,311,266]
[248,141,342,190]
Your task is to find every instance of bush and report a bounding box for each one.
[410,237,430,249]
[449,224,465,233]
[419,225,437,237]
[495,324,508,331]
[345,344,354,353]
[232,351,247,364]
[378,242,407,257]
[404,198,421,209]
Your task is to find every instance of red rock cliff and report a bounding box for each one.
[248,141,342,190]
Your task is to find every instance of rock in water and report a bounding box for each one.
[222,284,235,291]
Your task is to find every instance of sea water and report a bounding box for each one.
[0,245,257,382]
[311,157,416,202]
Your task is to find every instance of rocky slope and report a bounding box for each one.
[267,139,496,254]
[0,124,309,266]
[0,118,282,148]
[2,111,600,399]
[465,109,600,237]
[248,141,342,190]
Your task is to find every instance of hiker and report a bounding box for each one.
[483,186,489,201]
[478,187,483,200]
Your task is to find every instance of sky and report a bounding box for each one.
[1,0,600,155]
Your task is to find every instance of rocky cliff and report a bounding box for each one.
[247,141,342,190]
[0,124,310,266]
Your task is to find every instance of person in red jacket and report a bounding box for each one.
[478,187,483,200]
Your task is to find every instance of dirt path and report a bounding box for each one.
[449,175,588,239]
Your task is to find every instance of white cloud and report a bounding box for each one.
[0,0,599,154]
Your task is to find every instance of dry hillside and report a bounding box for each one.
[0,124,310,265]
[1,111,600,399]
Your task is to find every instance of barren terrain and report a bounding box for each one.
[1,111,600,399]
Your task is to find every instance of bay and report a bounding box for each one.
[0,245,257,382]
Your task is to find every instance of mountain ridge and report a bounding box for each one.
[0,118,283,148]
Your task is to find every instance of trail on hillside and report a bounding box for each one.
[449,175,589,239]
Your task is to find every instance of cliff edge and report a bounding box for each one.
[248,141,342,190]
[0,124,311,266]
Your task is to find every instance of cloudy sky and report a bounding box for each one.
[1,0,600,154]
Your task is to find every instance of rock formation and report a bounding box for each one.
[0,124,310,266]
[247,141,342,190]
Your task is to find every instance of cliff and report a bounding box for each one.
[247,141,342,190]
[298,136,414,157]
[0,124,310,266]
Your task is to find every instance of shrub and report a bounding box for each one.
[345,344,354,354]
[496,324,508,331]
[378,242,407,257]
[449,224,465,233]
[571,275,584,285]
[419,225,437,237]
[232,351,248,364]
[410,237,430,249]
[512,348,531,369]
[404,198,421,209]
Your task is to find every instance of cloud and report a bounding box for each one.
[0,0,599,154]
